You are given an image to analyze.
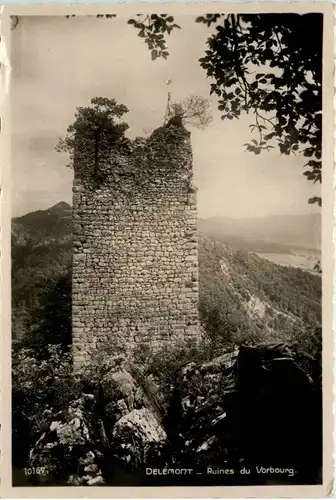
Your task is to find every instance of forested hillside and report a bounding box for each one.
[12,203,321,358]
[11,203,322,486]
[12,203,72,346]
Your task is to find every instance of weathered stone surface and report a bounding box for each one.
[72,124,201,367]
[111,408,167,469]
[27,342,320,485]
[113,408,166,442]
[164,348,239,465]
[102,369,138,409]
[101,367,151,430]
[101,361,164,442]
[28,394,105,486]
[165,342,318,473]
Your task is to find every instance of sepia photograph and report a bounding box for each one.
[2,3,333,495]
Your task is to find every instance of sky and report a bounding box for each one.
[11,15,321,219]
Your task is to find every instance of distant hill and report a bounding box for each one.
[11,203,321,350]
[13,203,320,253]
[198,213,321,253]
[12,202,72,247]
[11,202,72,341]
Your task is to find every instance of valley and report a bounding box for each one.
[255,250,320,273]
[11,202,321,352]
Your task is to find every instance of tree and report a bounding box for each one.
[65,14,323,205]
[127,13,323,206]
[12,345,76,470]
[56,97,130,179]
[166,95,213,129]
[27,272,72,357]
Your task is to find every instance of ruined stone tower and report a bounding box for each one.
[72,122,200,368]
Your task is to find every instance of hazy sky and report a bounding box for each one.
[11,15,320,218]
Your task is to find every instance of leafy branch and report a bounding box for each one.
[127,14,180,60]
[196,13,322,205]
[63,12,323,205]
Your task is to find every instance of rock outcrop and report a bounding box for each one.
[29,394,105,486]
[164,341,320,483]
[111,408,167,469]
[28,361,167,485]
[28,342,321,486]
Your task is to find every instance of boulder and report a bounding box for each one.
[101,363,163,436]
[111,408,167,469]
[101,368,140,428]
[235,342,318,472]
[165,341,318,476]
[29,394,105,486]
[101,369,138,409]
[27,341,320,485]
[166,348,238,448]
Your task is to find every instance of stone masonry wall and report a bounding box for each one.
[72,123,200,368]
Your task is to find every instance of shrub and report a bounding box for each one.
[79,337,130,393]
[12,344,79,468]
[132,337,231,407]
